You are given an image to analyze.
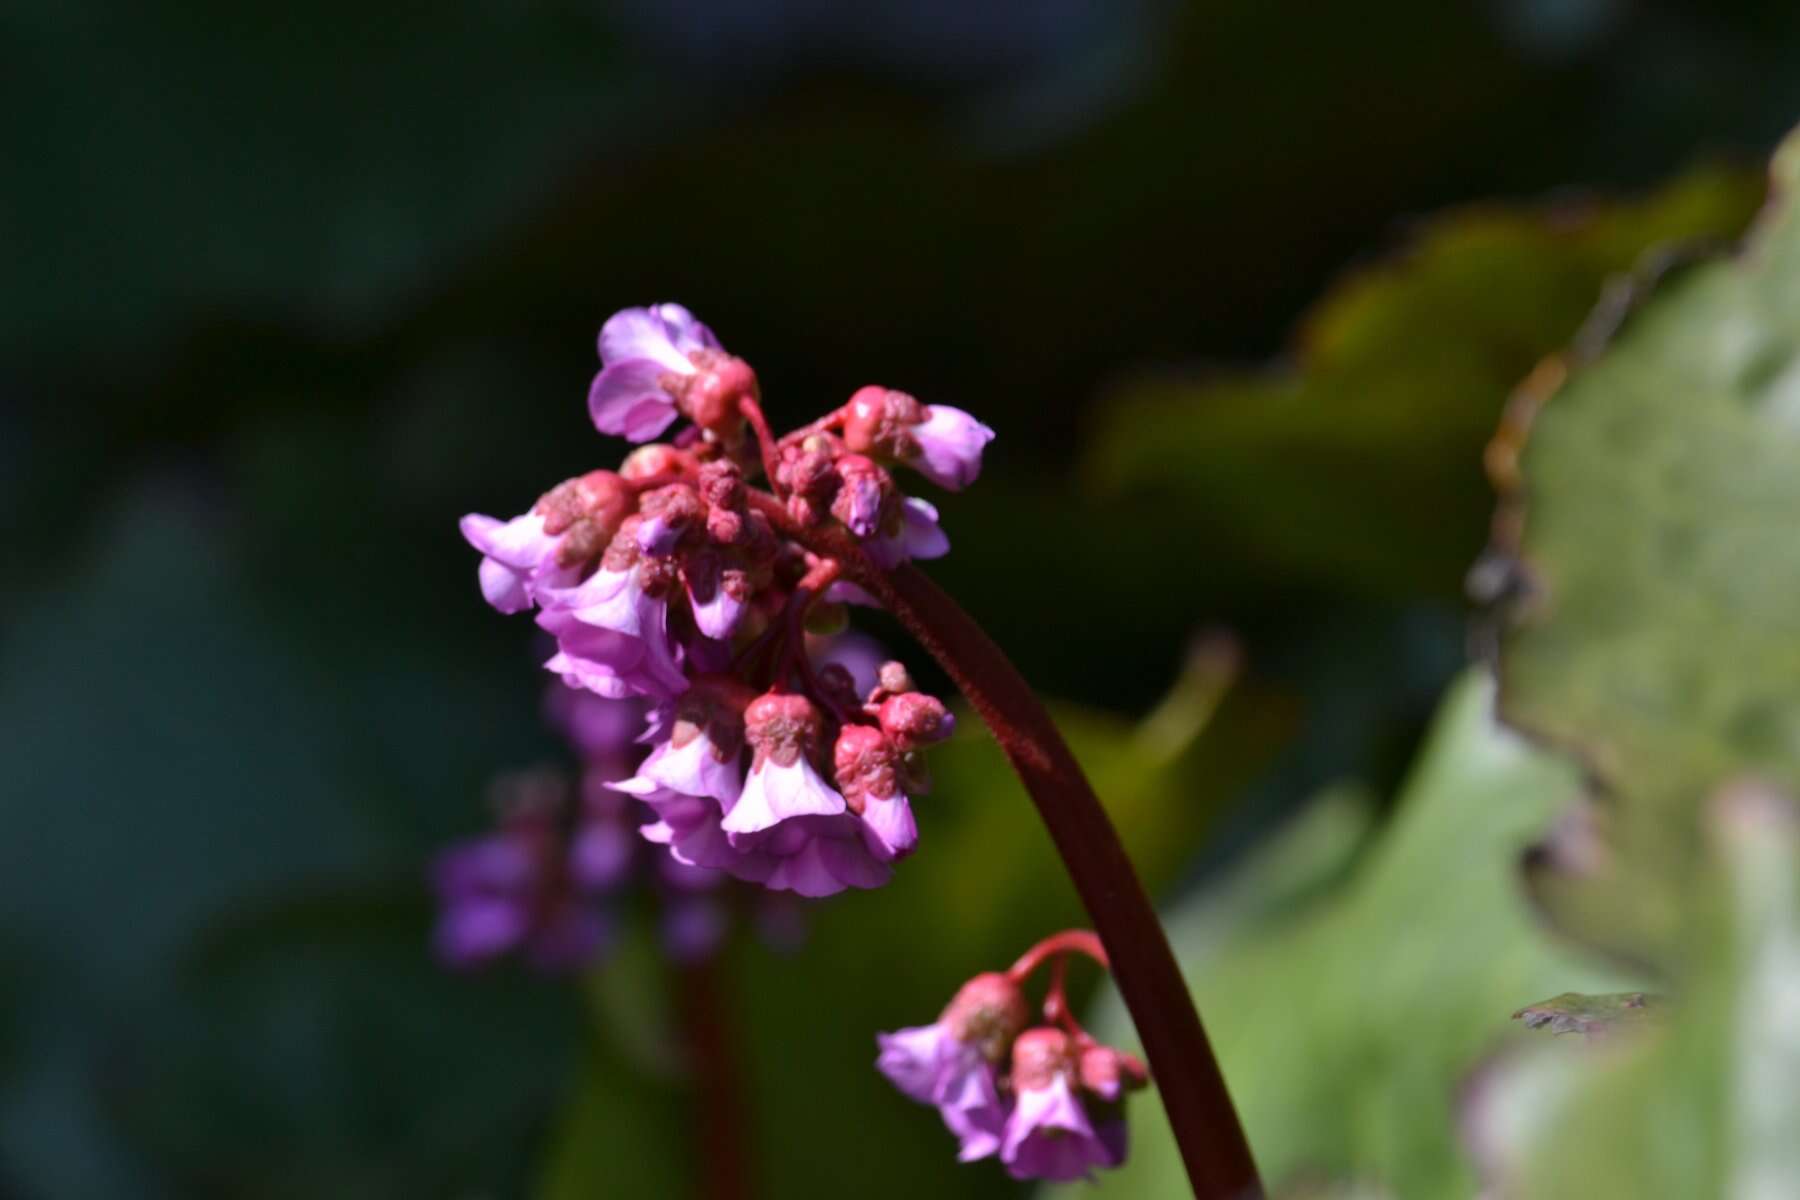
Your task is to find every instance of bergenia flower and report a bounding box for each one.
[1001,1028,1123,1182]
[589,303,757,441]
[460,470,636,614]
[876,972,1029,1162]
[841,385,994,491]
[459,511,560,614]
[609,684,772,882]
[903,405,994,491]
[864,497,950,569]
[538,520,688,699]
[718,694,912,897]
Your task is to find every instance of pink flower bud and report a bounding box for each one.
[833,723,897,814]
[618,443,691,482]
[677,348,758,433]
[940,971,1030,1063]
[842,385,924,457]
[879,692,954,749]
[831,453,890,538]
[1077,1044,1149,1102]
[1009,1027,1075,1091]
[744,692,824,768]
[876,660,914,697]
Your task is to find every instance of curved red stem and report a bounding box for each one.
[748,493,1262,1199]
[1008,928,1110,982]
[737,397,784,491]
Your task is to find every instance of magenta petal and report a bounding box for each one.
[598,304,718,370]
[563,567,643,636]
[815,832,893,890]
[906,404,994,491]
[598,307,693,372]
[763,839,846,897]
[719,758,846,835]
[1000,1076,1110,1182]
[860,792,918,859]
[864,497,949,568]
[589,358,681,441]
[898,497,950,560]
[938,1056,1009,1162]
[650,302,721,355]
[643,734,744,808]
[876,1023,953,1103]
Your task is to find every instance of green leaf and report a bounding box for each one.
[1512,991,1664,1037]
[1054,671,1640,1199]
[1464,782,1800,1199]
[1086,168,1762,599]
[1492,132,1800,970]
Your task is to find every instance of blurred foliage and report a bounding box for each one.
[1493,127,1800,972]
[1085,168,1761,600]
[1059,672,1638,1199]
[1462,782,1800,1199]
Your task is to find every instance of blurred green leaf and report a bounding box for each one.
[1058,671,1638,1199]
[1463,782,1800,1199]
[1493,130,1800,970]
[1086,168,1762,599]
[1512,991,1663,1037]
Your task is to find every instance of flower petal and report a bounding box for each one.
[719,757,845,835]
[599,307,694,373]
[588,358,681,441]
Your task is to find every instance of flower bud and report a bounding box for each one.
[1009,1026,1075,1091]
[842,385,924,458]
[619,443,691,483]
[677,349,758,433]
[876,661,914,697]
[940,971,1030,1063]
[634,483,704,556]
[879,692,954,749]
[833,723,898,814]
[744,692,824,768]
[831,453,890,538]
[1077,1044,1149,1102]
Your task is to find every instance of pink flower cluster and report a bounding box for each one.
[876,940,1147,1182]
[459,304,990,897]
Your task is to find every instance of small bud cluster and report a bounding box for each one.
[431,686,806,971]
[459,304,992,897]
[876,936,1149,1181]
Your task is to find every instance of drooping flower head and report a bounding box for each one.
[876,932,1147,1181]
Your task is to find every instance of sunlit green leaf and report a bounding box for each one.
[1493,132,1800,969]
[1057,671,1639,1199]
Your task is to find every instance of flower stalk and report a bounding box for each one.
[752,498,1261,1197]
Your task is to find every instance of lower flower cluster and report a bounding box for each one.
[877,933,1148,1182]
[431,686,803,971]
